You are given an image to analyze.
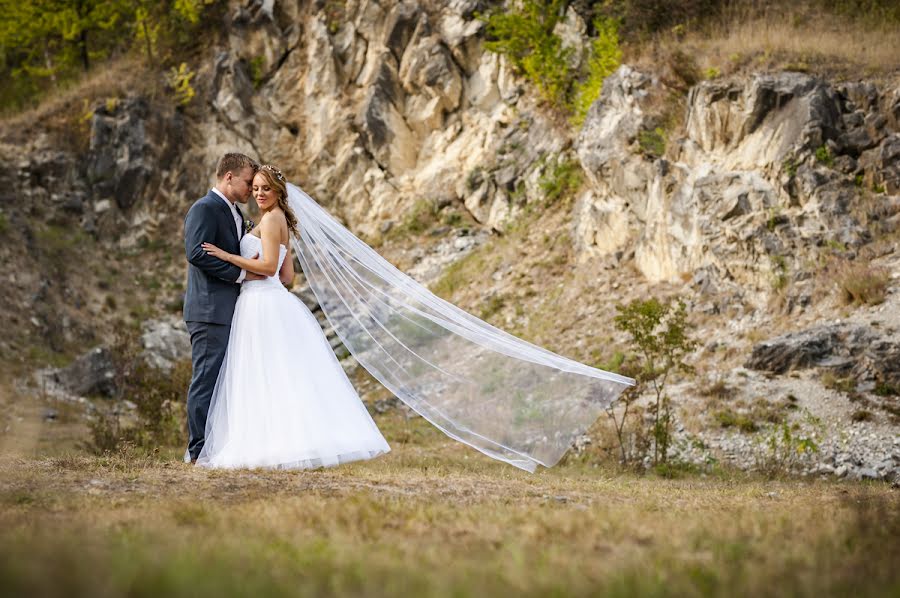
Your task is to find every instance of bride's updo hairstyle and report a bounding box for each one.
[257,164,299,237]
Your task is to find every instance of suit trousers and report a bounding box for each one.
[186,321,231,460]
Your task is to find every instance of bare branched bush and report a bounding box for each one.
[86,330,189,455]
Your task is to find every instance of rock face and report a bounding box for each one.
[746,323,900,388]
[574,67,899,301]
[1,94,178,241]
[189,0,568,234]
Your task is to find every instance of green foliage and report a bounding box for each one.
[538,155,583,204]
[753,410,822,477]
[0,1,221,112]
[479,294,507,321]
[637,127,667,158]
[714,409,758,433]
[0,0,127,109]
[703,66,721,79]
[814,145,834,167]
[770,254,789,291]
[819,0,900,26]
[166,62,196,105]
[572,16,622,124]
[597,350,626,373]
[482,0,572,109]
[248,56,265,89]
[482,2,622,119]
[874,380,899,397]
[599,0,724,38]
[465,167,484,192]
[612,297,697,465]
[172,0,215,24]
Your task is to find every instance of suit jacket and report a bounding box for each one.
[183,190,243,325]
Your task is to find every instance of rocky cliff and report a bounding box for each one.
[1,0,897,479]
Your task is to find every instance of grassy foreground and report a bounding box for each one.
[0,410,898,598]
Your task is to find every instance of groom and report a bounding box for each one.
[182,152,259,463]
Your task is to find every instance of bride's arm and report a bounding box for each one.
[202,213,284,277]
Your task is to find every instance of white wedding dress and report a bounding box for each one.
[194,233,390,469]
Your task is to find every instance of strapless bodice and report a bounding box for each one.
[240,234,288,290]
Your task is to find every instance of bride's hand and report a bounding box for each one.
[202,242,233,263]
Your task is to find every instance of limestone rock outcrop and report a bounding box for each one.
[574,66,899,303]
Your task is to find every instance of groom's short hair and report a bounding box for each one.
[216,153,258,180]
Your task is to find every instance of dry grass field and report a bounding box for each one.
[1,396,898,598]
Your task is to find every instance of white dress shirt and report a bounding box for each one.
[211,188,246,283]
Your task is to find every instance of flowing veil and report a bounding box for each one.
[286,183,634,472]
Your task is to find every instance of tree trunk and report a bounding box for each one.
[80,29,90,71]
[141,19,154,63]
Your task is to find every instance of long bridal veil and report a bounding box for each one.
[287,183,634,472]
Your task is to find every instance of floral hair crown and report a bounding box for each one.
[259,164,286,183]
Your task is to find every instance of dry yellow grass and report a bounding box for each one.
[0,57,151,143]
[1,403,898,597]
[635,5,900,79]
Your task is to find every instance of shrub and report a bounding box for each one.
[753,410,822,477]
[397,199,438,236]
[466,168,484,192]
[821,371,856,393]
[482,0,573,110]
[815,145,834,167]
[166,62,196,106]
[572,16,622,124]
[86,330,190,454]
[248,56,266,89]
[782,156,798,177]
[874,380,899,397]
[538,156,584,204]
[612,297,698,465]
[834,260,889,305]
[768,254,790,291]
[851,409,874,422]
[714,409,758,433]
[638,127,667,158]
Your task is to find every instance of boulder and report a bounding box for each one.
[141,317,191,372]
[746,323,900,386]
[51,347,117,398]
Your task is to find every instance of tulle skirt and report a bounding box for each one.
[195,282,390,469]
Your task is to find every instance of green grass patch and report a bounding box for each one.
[538,155,584,205]
[637,127,667,159]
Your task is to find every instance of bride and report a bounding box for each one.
[198,164,634,472]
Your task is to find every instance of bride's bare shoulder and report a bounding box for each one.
[260,209,287,225]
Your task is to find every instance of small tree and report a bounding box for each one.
[614,297,696,465]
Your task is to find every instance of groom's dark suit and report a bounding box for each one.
[183,190,244,460]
